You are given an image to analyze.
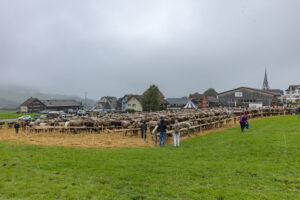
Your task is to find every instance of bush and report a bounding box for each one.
[125,109,136,113]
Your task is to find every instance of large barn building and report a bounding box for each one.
[218,87,282,107]
[20,97,82,113]
[20,98,47,113]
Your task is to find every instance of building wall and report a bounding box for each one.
[122,96,128,111]
[20,106,28,113]
[126,97,143,112]
[218,88,273,107]
[25,100,46,113]
[286,86,300,103]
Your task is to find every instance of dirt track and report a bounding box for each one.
[0,122,238,148]
[0,115,279,148]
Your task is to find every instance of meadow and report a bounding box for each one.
[0,110,40,120]
[0,116,299,199]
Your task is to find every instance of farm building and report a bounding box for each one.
[218,87,282,107]
[20,98,82,113]
[20,98,46,113]
[166,98,192,109]
[41,100,82,112]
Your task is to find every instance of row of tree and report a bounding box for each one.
[141,85,217,112]
[115,85,217,112]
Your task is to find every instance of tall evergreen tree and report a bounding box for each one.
[141,85,161,112]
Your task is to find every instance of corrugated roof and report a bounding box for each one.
[265,89,284,95]
[20,97,44,106]
[206,96,219,103]
[286,85,300,91]
[166,98,191,105]
[41,100,81,107]
[128,95,142,102]
[218,87,279,96]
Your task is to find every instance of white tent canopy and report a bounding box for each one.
[184,101,198,109]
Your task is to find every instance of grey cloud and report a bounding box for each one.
[0,0,299,99]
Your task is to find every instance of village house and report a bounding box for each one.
[20,97,82,113]
[285,85,300,103]
[124,95,143,112]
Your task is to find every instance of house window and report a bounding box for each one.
[132,104,136,108]
[128,104,131,107]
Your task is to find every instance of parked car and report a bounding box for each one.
[77,110,86,116]
[40,115,48,119]
[40,110,50,114]
[48,111,60,119]
[18,115,32,121]
[59,111,67,118]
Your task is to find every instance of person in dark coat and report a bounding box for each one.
[14,122,20,134]
[157,117,167,147]
[140,121,147,140]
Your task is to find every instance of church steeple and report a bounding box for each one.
[262,68,270,90]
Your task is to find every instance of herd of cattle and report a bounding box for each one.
[0,107,296,136]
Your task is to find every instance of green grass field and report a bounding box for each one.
[0,116,300,199]
[0,110,40,119]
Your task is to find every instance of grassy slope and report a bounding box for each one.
[0,116,300,199]
[0,110,40,119]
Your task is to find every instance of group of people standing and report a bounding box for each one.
[154,117,180,147]
[141,117,180,148]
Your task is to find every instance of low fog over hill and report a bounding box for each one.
[0,85,96,108]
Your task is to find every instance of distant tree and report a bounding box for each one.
[141,85,161,112]
[116,98,122,111]
[204,88,218,97]
[236,100,243,107]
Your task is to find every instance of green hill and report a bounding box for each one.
[0,116,300,199]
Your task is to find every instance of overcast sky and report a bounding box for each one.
[0,0,299,100]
